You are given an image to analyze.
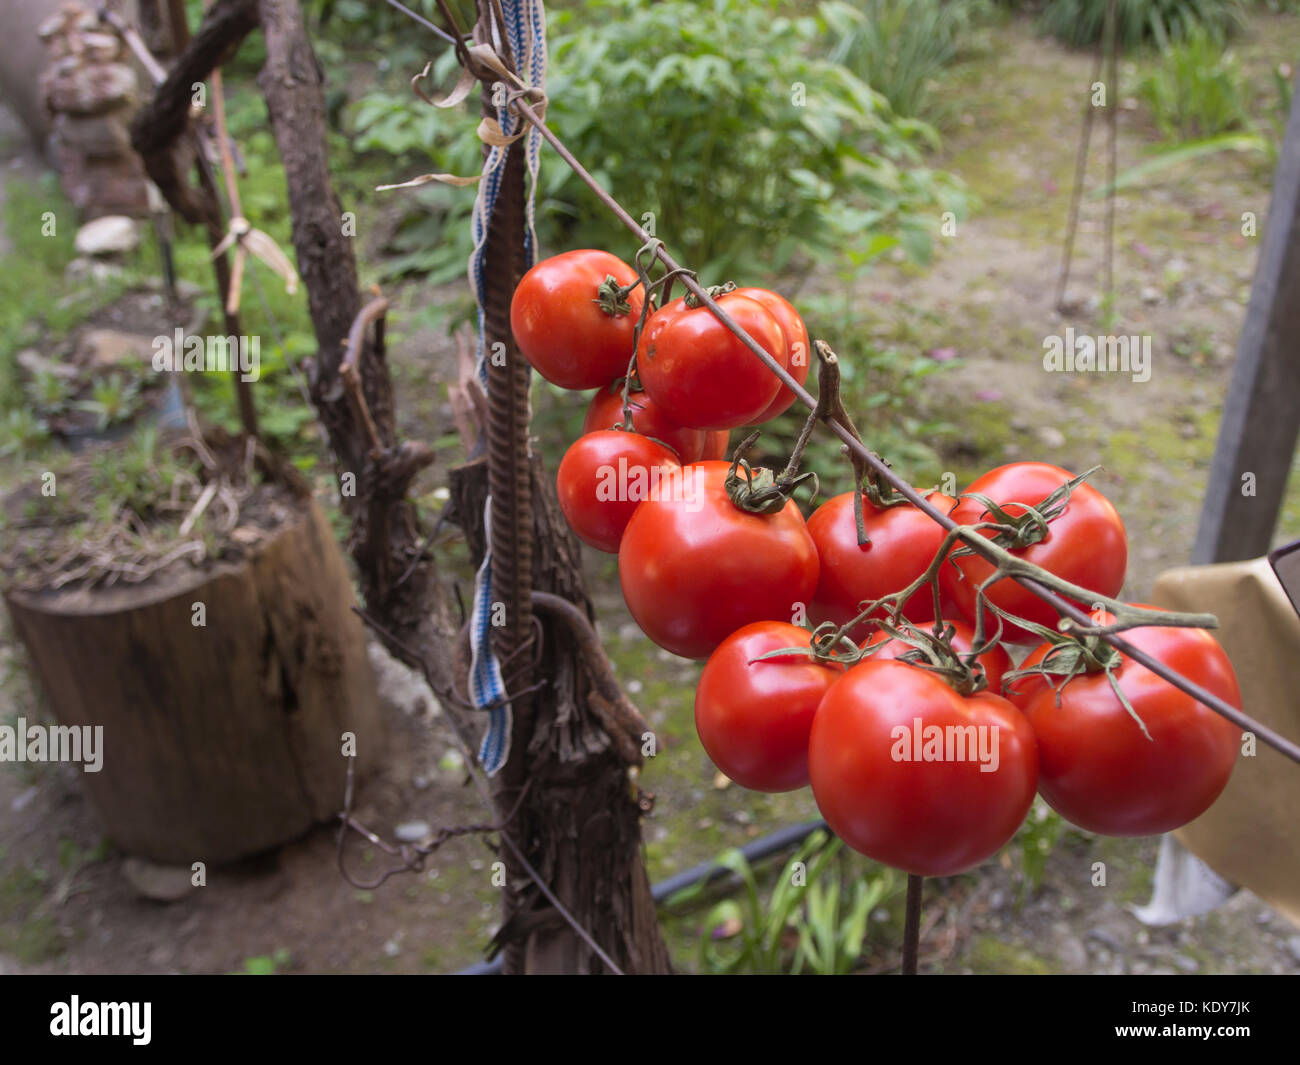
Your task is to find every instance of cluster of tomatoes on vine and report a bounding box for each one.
[511,247,1243,880]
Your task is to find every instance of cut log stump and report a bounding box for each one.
[4,496,383,864]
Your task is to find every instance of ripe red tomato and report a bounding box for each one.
[637,293,783,429]
[556,430,681,554]
[695,622,843,792]
[510,250,645,390]
[860,618,1012,693]
[940,462,1127,642]
[807,490,957,638]
[701,430,731,461]
[1006,615,1241,836]
[732,287,810,423]
[809,660,1038,876]
[618,461,819,659]
[581,382,705,463]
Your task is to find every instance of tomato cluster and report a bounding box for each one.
[513,250,817,660]
[513,249,1244,881]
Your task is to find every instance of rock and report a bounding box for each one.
[1287,935,1300,963]
[1140,285,1161,305]
[55,112,133,159]
[16,349,77,380]
[1056,933,1088,971]
[1037,426,1066,449]
[121,857,196,902]
[73,215,138,256]
[1172,954,1199,973]
[10,785,39,812]
[77,328,151,369]
[367,640,437,720]
[394,821,430,843]
[65,257,123,285]
[412,773,431,791]
[45,63,138,115]
[1087,927,1125,951]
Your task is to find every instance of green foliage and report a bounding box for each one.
[349,0,965,283]
[666,830,900,974]
[0,409,50,459]
[1041,0,1246,48]
[231,947,291,975]
[1138,27,1249,141]
[1016,798,1065,895]
[822,0,994,121]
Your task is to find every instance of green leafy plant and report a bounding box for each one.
[822,0,994,122]
[231,947,291,975]
[1137,27,1248,141]
[1041,0,1245,48]
[1016,798,1066,895]
[76,374,142,433]
[0,409,50,459]
[667,830,900,975]
[349,0,965,283]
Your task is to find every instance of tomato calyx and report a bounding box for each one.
[998,608,1155,740]
[723,433,819,515]
[683,280,736,309]
[592,274,638,318]
[953,465,1102,558]
[863,619,993,696]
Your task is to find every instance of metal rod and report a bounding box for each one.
[902,874,923,975]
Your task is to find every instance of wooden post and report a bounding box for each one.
[1192,72,1300,564]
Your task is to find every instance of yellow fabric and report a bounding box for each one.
[1151,557,1300,928]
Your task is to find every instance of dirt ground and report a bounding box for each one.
[3,13,1300,974]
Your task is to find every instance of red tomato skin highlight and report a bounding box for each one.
[618,461,819,660]
[732,287,811,424]
[695,622,842,792]
[700,430,731,461]
[809,660,1038,877]
[556,431,681,554]
[582,383,706,463]
[510,250,644,390]
[637,294,784,430]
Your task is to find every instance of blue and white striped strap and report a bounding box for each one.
[466,0,547,775]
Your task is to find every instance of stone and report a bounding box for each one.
[76,328,151,369]
[16,349,77,380]
[64,257,123,286]
[1037,426,1066,449]
[74,215,138,256]
[55,111,133,160]
[121,857,196,902]
[45,63,138,115]
[394,821,430,843]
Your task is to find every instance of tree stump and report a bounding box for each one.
[4,496,383,864]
